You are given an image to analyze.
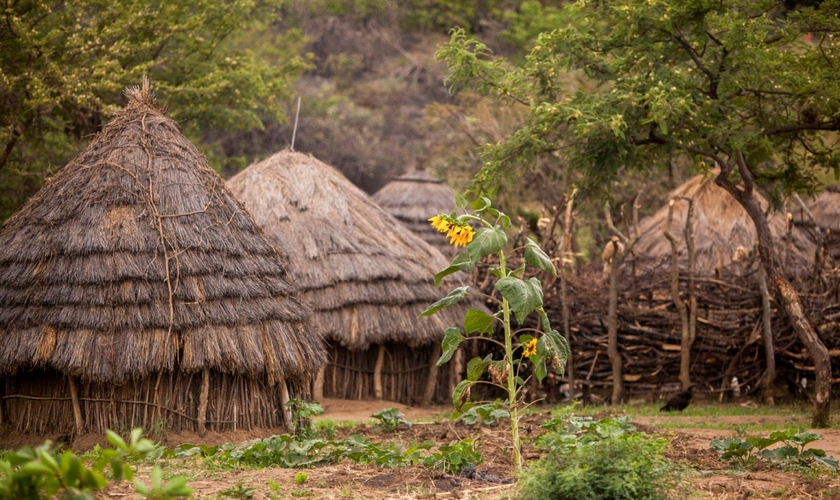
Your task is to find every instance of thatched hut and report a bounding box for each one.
[372,170,460,257]
[792,185,840,263]
[0,82,325,437]
[228,151,473,406]
[629,173,817,275]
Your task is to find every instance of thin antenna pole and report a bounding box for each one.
[290,96,302,151]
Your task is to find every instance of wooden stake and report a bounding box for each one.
[313,365,325,402]
[67,376,84,436]
[758,267,776,405]
[422,343,441,406]
[197,368,210,437]
[279,380,291,428]
[373,344,386,400]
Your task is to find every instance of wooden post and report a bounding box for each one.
[197,368,210,437]
[422,343,442,406]
[561,189,577,397]
[67,376,84,436]
[313,366,325,402]
[279,380,292,428]
[373,344,386,400]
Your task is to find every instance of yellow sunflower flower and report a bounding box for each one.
[447,224,475,247]
[428,215,452,234]
[523,338,538,357]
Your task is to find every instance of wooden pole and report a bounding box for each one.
[197,368,209,437]
[67,376,84,436]
[422,343,441,406]
[279,380,292,428]
[313,366,325,402]
[373,344,386,400]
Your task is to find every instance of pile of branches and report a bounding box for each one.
[469,252,840,402]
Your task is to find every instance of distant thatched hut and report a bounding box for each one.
[792,186,840,263]
[630,173,817,275]
[372,170,460,257]
[0,82,325,437]
[228,151,472,406]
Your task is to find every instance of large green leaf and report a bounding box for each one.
[467,356,491,382]
[538,308,552,334]
[437,328,465,366]
[467,227,507,264]
[420,286,469,317]
[464,309,494,335]
[434,252,474,286]
[452,380,474,409]
[454,192,468,210]
[525,237,557,276]
[494,276,543,324]
[538,330,571,375]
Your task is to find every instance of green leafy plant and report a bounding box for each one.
[218,482,255,499]
[422,439,482,475]
[371,408,411,432]
[0,428,191,500]
[423,195,570,471]
[294,472,308,484]
[517,416,675,500]
[456,401,510,427]
[711,428,839,472]
[285,399,325,439]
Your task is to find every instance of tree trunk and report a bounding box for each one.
[716,166,830,426]
[607,259,624,404]
[313,366,325,402]
[758,267,776,405]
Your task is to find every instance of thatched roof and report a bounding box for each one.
[792,185,840,231]
[0,82,324,385]
[372,170,459,255]
[630,173,817,273]
[227,151,471,351]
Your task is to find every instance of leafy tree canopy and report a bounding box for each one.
[0,0,310,221]
[438,0,840,203]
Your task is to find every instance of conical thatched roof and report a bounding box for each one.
[227,151,469,351]
[630,173,817,273]
[793,185,840,231]
[0,82,324,385]
[372,170,459,255]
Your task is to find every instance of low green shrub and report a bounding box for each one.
[516,416,675,500]
[710,428,838,472]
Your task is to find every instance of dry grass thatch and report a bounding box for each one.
[792,185,840,261]
[227,150,470,351]
[0,82,325,387]
[629,173,817,274]
[372,170,459,256]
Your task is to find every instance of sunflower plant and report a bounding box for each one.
[421,194,570,471]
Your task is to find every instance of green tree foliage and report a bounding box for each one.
[438,0,840,199]
[0,0,309,221]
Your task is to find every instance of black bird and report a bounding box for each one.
[660,386,693,412]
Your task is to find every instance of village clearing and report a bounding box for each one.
[5,398,835,500]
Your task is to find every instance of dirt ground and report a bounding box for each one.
[5,398,840,499]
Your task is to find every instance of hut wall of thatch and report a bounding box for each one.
[322,341,450,405]
[3,368,299,435]
[792,186,840,262]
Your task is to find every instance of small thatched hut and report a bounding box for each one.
[0,82,325,437]
[228,151,473,406]
[792,185,840,263]
[630,173,817,274]
[372,170,460,257]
